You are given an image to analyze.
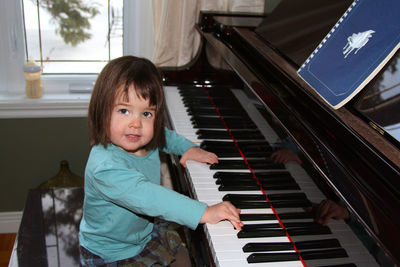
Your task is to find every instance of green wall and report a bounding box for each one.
[0,117,91,212]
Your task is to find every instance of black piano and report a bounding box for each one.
[16,1,399,266]
[162,1,400,267]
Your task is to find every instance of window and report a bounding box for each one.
[23,0,123,74]
[0,0,154,95]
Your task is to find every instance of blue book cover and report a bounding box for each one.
[297,0,400,109]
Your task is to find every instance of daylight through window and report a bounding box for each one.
[22,0,123,74]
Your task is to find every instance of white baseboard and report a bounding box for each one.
[0,211,22,233]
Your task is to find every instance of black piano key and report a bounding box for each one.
[204,148,272,158]
[201,140,271,148]
[243,242,294,252]
[214,150,271,158]
[180,93,235,100]
[218,184,260,191]
[191,114,252,122]
[196,129,265,140]
[215,175,295,184]
[193,123,256,130]
[223,194,266,201]
[223,193,308,201]
[237,225,331,238]
[183,97,242,106]
[202,150,272,158]
[229,202,268,209]
[270,199,312,208]
[213,171,293,179]
[201,142,272,155]
[242,222,324,231]
[247,252,299,263]
[241,223,281,230]
[200,146,270,154]
[242,238,341,252]
[239,211,314,221]
[218,183,300,191]
[190,113,253,120]
[187,107,244,116]
[231,199,311,208]
[210,160,285,170]
[240,213,278,221]
[237,228,286,238]
[191,118,226,128]
[263,192,309,200]
[217,178,299,187]
[216,176,277,184]
[189,108,244,117]
[247,248,348,263]
[193,118,257,129]
[222,193,311,208]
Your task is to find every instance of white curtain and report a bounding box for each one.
[152,0,264,67]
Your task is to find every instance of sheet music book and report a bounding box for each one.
[297,0,400,109]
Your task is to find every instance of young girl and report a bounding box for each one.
[79,56,243,266]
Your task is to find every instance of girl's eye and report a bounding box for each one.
[143,111,153,118]
[119,109,129,115]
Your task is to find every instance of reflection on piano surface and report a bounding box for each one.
[162,1,400,266]
[17,188,83,266]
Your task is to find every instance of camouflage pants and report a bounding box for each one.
[79,220,184,267]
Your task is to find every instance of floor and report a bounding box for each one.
[0,233,16,267]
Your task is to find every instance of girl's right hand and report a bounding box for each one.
[200,201,243,230]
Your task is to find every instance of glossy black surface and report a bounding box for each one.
[352,50,400,146]
[255,0,352,66]
[17,188,83,267]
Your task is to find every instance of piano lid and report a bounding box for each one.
[255,0,353,67]
[255,0,400,149]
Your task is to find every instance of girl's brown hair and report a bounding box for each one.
[88,56,166,150]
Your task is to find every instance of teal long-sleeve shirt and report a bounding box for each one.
[79,128,207,262]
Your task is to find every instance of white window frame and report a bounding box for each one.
[0,0,154,118]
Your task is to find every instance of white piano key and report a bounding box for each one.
[217,251,303,267]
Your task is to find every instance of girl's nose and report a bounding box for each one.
[129,117,142,128]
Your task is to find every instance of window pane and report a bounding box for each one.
[23,0,123,74]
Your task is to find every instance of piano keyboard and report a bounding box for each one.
[164,86,378,267]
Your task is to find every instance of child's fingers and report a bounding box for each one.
[223,202,243,230]
[229,219,244,230]
[179,157,187,167]
[206,152,218,163]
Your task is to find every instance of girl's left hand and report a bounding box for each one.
[180,147,218,167]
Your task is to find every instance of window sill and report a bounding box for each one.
[0,92,90,119]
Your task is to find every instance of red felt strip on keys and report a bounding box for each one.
[203,86,306,267]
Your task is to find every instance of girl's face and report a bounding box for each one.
[109,86,156,156]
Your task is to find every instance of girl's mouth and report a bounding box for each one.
[126,134,140,141]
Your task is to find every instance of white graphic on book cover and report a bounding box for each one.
[343,30,375,58]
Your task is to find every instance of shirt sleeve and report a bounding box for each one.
[161,128,197,155]
[91,162,206,230]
